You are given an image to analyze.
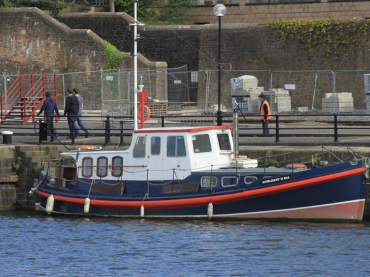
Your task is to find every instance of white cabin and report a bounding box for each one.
[61,126,236,182]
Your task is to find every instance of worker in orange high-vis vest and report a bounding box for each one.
[259,93,272,135]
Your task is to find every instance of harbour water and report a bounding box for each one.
[1,211,370,276]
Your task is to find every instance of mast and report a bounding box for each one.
[133,0,138,130]
[130,0,145,130]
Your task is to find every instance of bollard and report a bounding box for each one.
[107,116,111,143]
[333,113,339,142]
[71,120,75,145]
[161,114,165,127]
[39,121,48,144]
[275,114,280,143]
[119,120,124,146]
[104,119,109,146]
[217,110,222,126]
[2,131,13,145]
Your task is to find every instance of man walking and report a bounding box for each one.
[259,94,272,135]
[64,88,80,139]
[73,88,89,138]
[37,91,60,140]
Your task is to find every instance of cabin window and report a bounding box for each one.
[192,134,212,153]
[167,136,186,157]
[133,136,146,158]
[217,134,231,150]
[222,176,238,187]
[97,157,108,177]
[112,156,123,177]
[151,137,161,155]
[244,176,257,184]
[201,176,217,188]
[82,157,93,178]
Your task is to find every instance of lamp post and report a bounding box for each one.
[214,4,226,126]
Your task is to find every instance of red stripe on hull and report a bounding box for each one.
[134,126,233,134]
[216,200,365,220]
[36,167,365,211]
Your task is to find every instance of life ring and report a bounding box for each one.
[138,105,151,121]
[287,164,306,168]
[79,146,96,150]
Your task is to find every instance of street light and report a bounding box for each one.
[214,4,226,126]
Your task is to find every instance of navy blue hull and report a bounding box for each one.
[34,161,367,220]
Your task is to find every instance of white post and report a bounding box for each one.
[133,0,138,130]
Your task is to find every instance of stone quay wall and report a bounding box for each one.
[0,8,107,109]
[2,8,370,110]
[62,12,369,109]
[0,8,167,109]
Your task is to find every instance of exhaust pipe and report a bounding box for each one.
[233,112,239,159]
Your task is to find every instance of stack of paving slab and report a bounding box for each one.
[230,76,263,113]
[262,89,292,113]
[230,75,291,113]
[322,92,354,113]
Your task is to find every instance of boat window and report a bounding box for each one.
[222,176,238,187]
[217,134,231,150]
[201,176,217,188]
[151,137,161,155]
[82,157,93,178]
[133,136,146,158]
[192,134,212,153]
[112,156,123,177]
[167,136,186,157]
[97,157,108,177]
[244,176,257,184]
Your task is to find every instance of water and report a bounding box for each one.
[1,211,370,276]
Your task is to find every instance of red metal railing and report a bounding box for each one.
[0,75,21,122]
[1,73,58,124]
[22,73,57,125]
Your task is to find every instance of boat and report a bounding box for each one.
[29,2,369,221]
[30,120,369,220]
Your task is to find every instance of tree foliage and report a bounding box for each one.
[103,40,124,70]
[115,0,192,25]
[0,0,70,19]
[114,0,157,20]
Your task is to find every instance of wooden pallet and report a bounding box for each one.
[147,101,168,115]
[129,101,168,116]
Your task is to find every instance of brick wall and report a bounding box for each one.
[191,1,370,25]
[60,13,201,68]
[198,24,370,109]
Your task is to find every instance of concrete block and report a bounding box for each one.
[298,107,308,112]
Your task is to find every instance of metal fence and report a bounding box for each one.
[3,67,370,116]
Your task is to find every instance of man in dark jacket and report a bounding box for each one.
[37,91,60,139]
[64,88,80,139]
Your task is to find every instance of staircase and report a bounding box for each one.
[0,73,58,125]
